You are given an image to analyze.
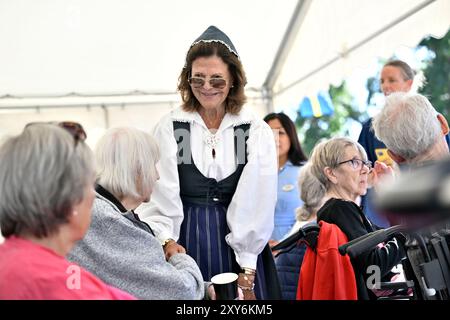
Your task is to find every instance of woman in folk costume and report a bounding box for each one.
[138,26,280,299]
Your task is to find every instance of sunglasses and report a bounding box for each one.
[26,121,87,144]
[188,76,227,89]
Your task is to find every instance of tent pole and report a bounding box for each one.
[262,86,274,114]
[275,0,437,96]
[263,0,312,95]
[101,104,110,129]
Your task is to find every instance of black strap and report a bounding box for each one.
[96,183,155,236]
[96,184,127,213]
[125,211,155,237]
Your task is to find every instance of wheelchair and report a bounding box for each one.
[273,159,450,300]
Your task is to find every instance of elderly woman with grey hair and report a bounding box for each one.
[0,123,135,299]
[372,92,449,166]
[68,127,207,300]
[275,163,326,300]
[308,137,405,300]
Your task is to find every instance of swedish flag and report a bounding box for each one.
[298,92,334,118]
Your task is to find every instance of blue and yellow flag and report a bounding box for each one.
[298,92,334,118]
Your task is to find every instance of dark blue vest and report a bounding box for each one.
[173,121,249,206]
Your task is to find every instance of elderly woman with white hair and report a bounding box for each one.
[68,127,207,300]
[307,137,405,300]
[372,92,449,166]
[0,123,135,299]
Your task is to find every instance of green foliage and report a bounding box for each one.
[294,30,449,156]
[295,82,366,156]
[418,30,450,119]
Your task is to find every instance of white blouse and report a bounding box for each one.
[137,107,277,270]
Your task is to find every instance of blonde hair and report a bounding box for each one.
[296,163,326,221]
[309,137,368,190]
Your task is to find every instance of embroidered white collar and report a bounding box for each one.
[170,106,253,129]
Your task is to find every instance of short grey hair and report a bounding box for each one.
[296,163,326,221]
[0,124,95,238]
[95,127,160,201]
[309,137,368,190]
[372,92,441,160]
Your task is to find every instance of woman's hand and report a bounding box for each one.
[238,273,256,300]
[369,161,395,190]
[163,240,186,260]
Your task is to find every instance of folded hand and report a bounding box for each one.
[164,240,186,260]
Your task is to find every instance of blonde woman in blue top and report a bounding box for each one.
[264,113,308,245]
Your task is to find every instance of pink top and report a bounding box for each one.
[0,236,136,300]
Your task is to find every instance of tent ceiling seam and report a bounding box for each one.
[274,0,438,97]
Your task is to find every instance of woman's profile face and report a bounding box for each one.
[380,65,413,96]
[267,118,291,160]
[137,165,160,203]
[330,146,370,202]
[190,55,232,111]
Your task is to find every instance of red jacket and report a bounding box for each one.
[296,221,357,300]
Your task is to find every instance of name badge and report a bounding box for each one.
[282,184,295,192]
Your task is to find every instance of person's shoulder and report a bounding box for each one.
[318,198,353,217]
[153,106,195,133]
[91,194,126,225]
[170,106,197,123]
[284,161,302,174]
[234,109,273,134]
[360,117,374,132]
[328,198,360,211]
[93,194,118,213]
[317,198,362,229]
[292,161,306,169]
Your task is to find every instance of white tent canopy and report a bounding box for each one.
[271,0,450,110]
[0,0,449,146]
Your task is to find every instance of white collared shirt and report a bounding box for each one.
[137,107,277,270]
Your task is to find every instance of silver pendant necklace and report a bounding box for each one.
[204,132,220,158]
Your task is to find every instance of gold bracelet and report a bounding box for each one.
[238,273,255,291]
[238,283,255,291]
[162,238,174,248]
[242,267,256,275]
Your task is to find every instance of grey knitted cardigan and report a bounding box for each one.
[68,193,205,300]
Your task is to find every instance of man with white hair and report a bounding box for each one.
[372,92,449,166]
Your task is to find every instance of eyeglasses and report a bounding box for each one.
[188,76,227,89]
[25,121,87,144]
[337,158,372,171]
